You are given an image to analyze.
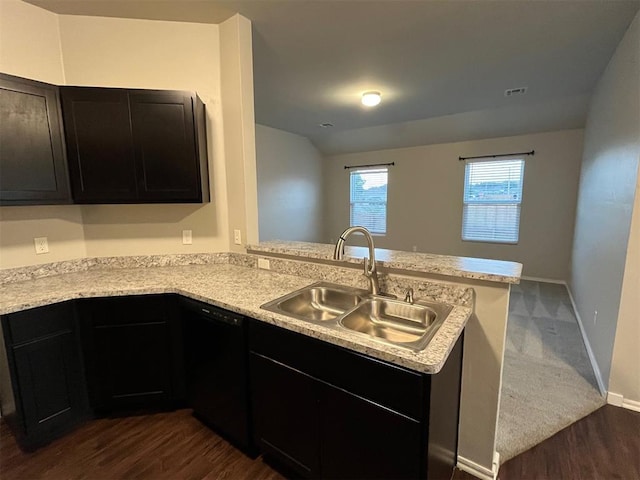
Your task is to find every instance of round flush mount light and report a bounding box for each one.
[361,91,382,107]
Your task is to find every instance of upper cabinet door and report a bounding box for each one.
[60,87,138,203]
[129,91,205,202]
[0,73,71,205]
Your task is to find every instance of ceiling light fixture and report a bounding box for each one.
[361,91,382,107]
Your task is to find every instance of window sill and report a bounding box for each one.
[462,238,519,245]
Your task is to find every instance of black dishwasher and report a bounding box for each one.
[181,297,253,453]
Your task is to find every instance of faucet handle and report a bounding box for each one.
[363,257,376,275]
[404,288,414,304]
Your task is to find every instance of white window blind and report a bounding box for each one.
[350,167,388,234]
[462,159,525,243]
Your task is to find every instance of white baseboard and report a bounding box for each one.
[564,282,607,396]
[607,392,640,412]
[520,275,566,284]
[493,451,500,473]
[607,391,624,406]
[457,456,498,480]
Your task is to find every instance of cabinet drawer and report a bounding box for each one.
[3,302,74,346]
[81,295,174,327]
[249,320,426,420]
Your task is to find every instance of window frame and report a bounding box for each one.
[461,158,525,244]
[349,166,389,235]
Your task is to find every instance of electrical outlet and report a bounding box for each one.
[182,230,193,245]
[258,258,270,270]
[412,245,417,252]
[34,237,49,254]
[593,310,598,325]
[234,229,242,245]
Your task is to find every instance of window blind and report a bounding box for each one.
[350,167,388,234]
[462,159,524,243]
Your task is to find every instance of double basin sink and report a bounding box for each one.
[261,282,452,352]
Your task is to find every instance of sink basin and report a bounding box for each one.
[262,282,453,352]
[261,282,365,323]
[338,298,452,351]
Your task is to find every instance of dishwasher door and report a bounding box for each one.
[181,297,252,452]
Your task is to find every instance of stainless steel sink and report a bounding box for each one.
[337,298,452,351]
[261,282,452,351]
[261,282,366,323]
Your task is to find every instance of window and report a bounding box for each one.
[462,159,525,243]
[350,167,388,234]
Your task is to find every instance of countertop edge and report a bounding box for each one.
[0,265,471,374]
[247,241,522,284]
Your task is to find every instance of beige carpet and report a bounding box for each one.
[496,280,606,463]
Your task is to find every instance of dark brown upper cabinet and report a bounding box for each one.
[0,73,71,205]
[61,87,209,204]
[61,88,137,203]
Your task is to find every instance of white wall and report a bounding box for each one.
[324,129,583,280]
[219,14,259,253]
[256,124,324,242]
[456,280,511,475]
[570,12,640,392]
[609,164,640,405]
[0,0,87,268]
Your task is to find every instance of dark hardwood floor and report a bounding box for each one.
[0,409,284,480]
[2,405,638,479]
[454,405,640,480]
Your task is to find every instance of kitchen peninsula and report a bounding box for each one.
[247,241,522,478]
[0,245,521,479]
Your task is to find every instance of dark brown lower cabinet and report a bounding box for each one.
[321,385,422,480]
[0,302,88,450]
[249,320,464,480]
[77,295,184,413]
[1,293,464,480]
[251,354,321,476]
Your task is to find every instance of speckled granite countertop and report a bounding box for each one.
[0,263,470,374]
[247,241,522,284]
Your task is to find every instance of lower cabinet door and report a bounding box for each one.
[250,353,321,477]
[12,331,87,446]
[79,295,179,412]
[320,384,423,480]
[91,321,173,410]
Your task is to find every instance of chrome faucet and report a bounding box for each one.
[404,288,414,304]
[333,226,380,296]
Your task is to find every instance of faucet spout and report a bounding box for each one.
[333,226,380,296]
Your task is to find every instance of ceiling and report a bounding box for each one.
[27,0,640,154]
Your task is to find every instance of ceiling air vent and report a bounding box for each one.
[504,87,528,97]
